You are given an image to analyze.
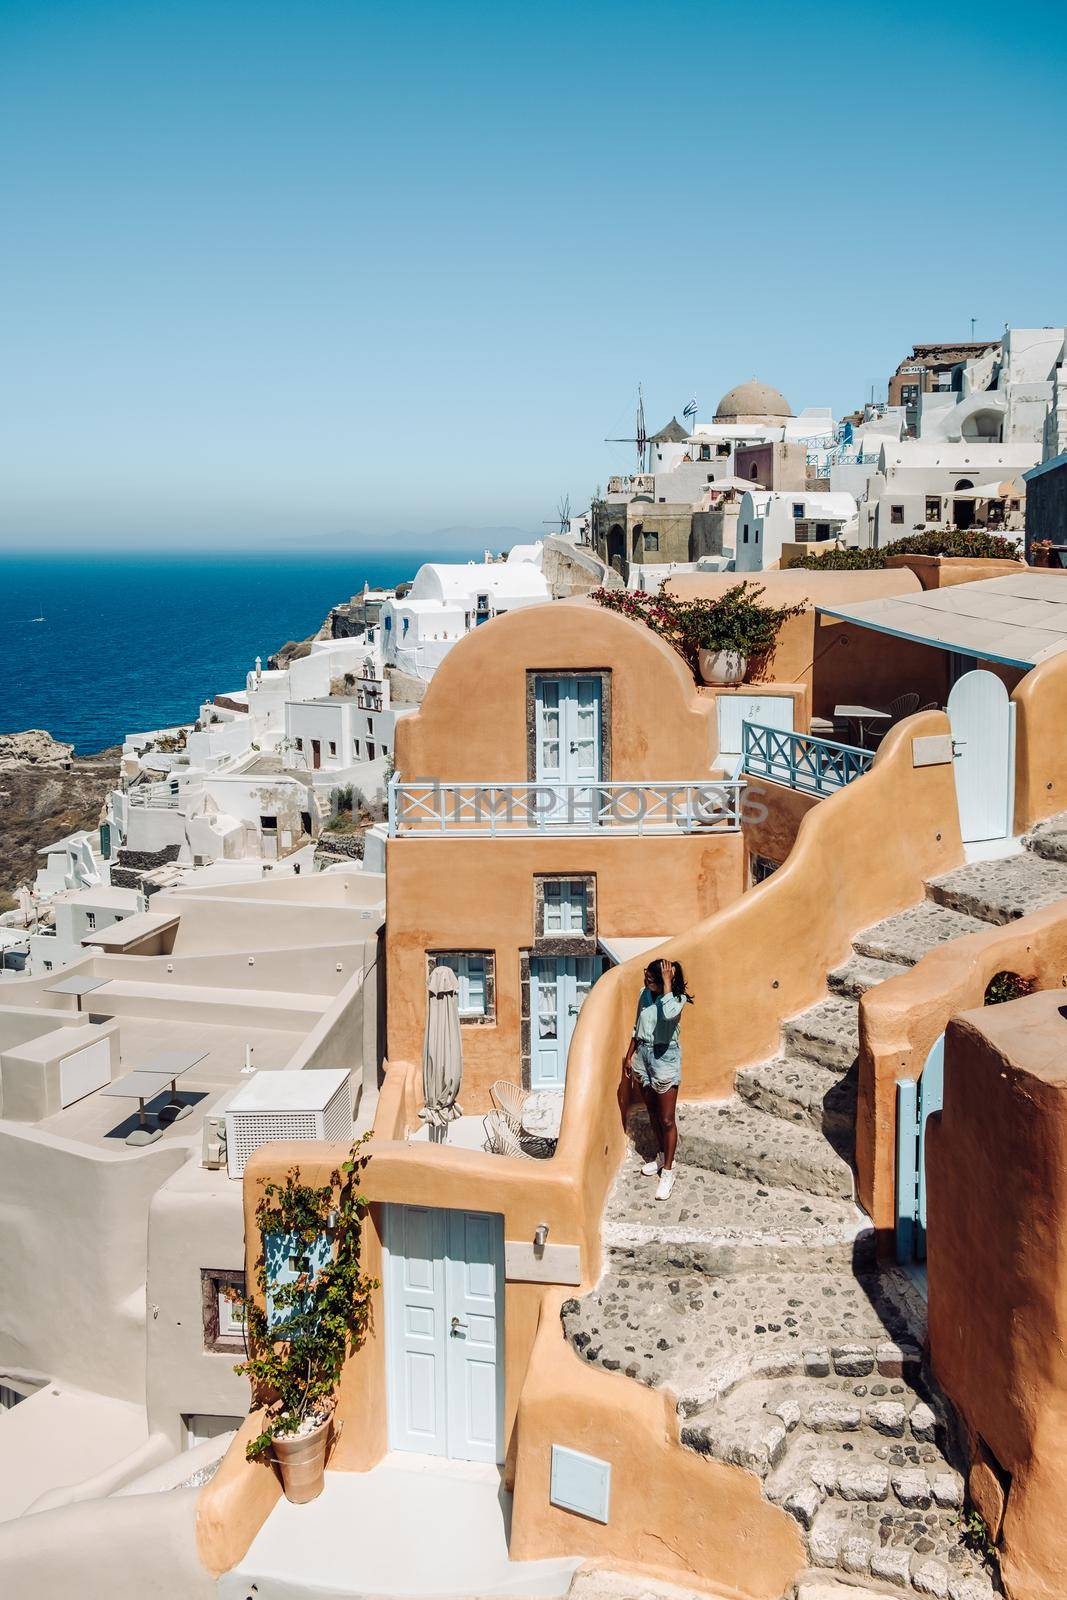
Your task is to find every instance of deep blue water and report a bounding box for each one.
[0,550,456,753]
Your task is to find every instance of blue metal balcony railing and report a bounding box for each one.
[742,721,874,797]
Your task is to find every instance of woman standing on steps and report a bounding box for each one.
[621,957,693,1202]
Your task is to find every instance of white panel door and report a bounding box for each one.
[384,1205,448,1456]
[385,1205,503,1464]
[534,676,602,825]
[445,1210,504,1464]
[58,1038,111,1108]
[947,669,1014,843]
[531,955,605,1089]
[718,693,795,758]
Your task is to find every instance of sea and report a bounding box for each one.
[1,550,465,754]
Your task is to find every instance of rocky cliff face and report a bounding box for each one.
[0,733,118,900]
[0,729,75,770]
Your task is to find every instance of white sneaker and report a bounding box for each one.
[655,1168,676,1201]
[641,1152,663,1177]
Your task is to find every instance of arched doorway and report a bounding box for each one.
[953,479,975,530]
[607,524,625,574]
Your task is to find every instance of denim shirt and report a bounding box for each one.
[632,987,687,1047]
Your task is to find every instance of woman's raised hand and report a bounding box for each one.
[658,958,675,990]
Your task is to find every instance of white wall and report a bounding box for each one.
[0,1125,186,1402]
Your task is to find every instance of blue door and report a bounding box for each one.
[383,1204,505,1464]
[534,676,602,826]
[530,954,604,1088]
[895,1033,945,1263]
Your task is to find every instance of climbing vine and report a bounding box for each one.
[229,1137,378,1462]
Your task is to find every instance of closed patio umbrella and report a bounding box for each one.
[419,964,463,1143]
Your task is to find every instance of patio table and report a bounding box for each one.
[101,1070,176,1146]
[833,704,892,749]
[45,974,111,1015]
[137,1050,209,1121]
[521,1089,564,1144]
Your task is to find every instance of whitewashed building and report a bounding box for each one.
[28,884,144,976]
[735,491,859,572]
[285,655,414,796]
[380,549,551,679]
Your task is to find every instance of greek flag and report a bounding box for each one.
[683,399,698,420]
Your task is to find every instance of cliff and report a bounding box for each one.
[0,732,118,902]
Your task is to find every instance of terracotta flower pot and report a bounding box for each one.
[272,1412,333,1504]
[698,648,747,686]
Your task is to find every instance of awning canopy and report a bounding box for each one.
[816,572,1067,670]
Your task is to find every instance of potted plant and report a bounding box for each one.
[589,581,803,684]
[681,582,805,685]
[229,1140,377,1503]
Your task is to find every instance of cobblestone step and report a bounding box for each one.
[782,996,862,1071]
[679,1099,856,1200]
[806,1503,997,1597]
[851,902,989,968]
[563,1261,926,1416]
[828,954,910,1000]
[925,850,1067,925]
[735,1055,857,1140]
[680,1354,932,1475]
[606,1143,872,1274]
[1025,809,1067,863]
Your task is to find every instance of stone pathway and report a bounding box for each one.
[564,835,1067,1598]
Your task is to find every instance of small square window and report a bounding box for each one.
[85,911,96,930]
[792,503,804,519]
[543,879,588,935]
[294,737,303,751]
[430,952,496,1022]
[328,741,337,757]
[926,496,941,521]
[891,505,904,524]
[260,815,277,832]
[642,531,660,552]
[201,1268,247,1354]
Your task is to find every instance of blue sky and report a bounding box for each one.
[1,0,1064,550]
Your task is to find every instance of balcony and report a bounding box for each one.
[742,721,873,797]
[388,777,745,837]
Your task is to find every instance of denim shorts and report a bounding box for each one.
[630,1040,682,1094]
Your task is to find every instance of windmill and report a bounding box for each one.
[542,493,573,537]
[605,383,649,471]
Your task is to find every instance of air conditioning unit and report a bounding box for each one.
[224,1070,353,1179]
[202,1090,237,1170]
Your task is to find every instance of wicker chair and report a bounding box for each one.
[490,1079,528,1135]
[887,692,921,723]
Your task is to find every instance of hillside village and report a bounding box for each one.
[3,330,1067,1600]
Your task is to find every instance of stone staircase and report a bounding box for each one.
[563,828,1067,1599]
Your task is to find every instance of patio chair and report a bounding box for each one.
[483,1109,534,1159]
[490,1079,528,1136]
[918,700,940,712]
[886,692,921,723]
